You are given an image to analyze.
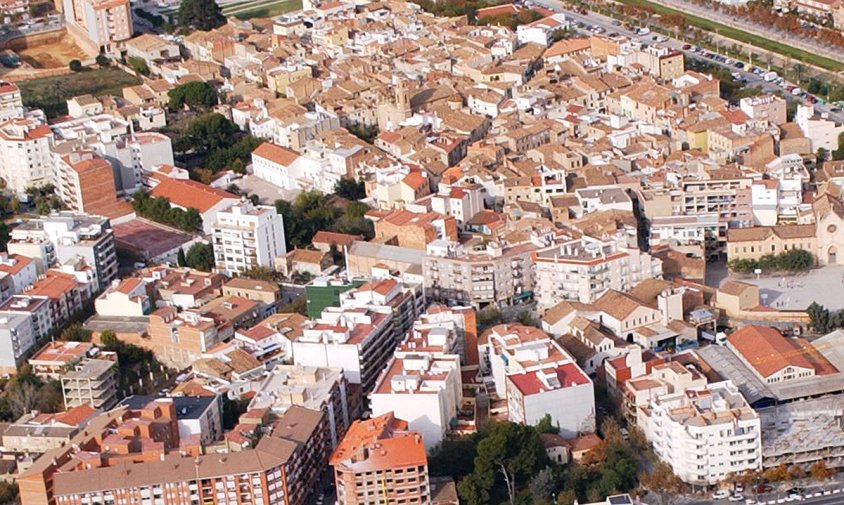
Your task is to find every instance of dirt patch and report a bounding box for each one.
[7,31,86,69]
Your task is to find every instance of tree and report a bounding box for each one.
[807,302,831,333]
[69,59,82,72]
[231,158,245,174]
[177,247,187,267]
[185,242,215,271]
[58,322,92,342]
[334,178,366,200]
[180,113,238,154]
[95,54,109,67]
[0,481,18,505]
[429,437,479,478]
[639,462,685,505]
[6,380,38,419]
[128,56,149,75]
[168,81,218,111]
[0,222,10,252]
[466,422,546,505]
[810,460,835,481]
[99,329,120,348]
[529,467,557,504]
[536,414,558,434]
[817,147,829,163]
[177,0,225,30]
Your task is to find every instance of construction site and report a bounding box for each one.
[759,396,844,469]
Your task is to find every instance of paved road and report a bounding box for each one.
[651,0,844,62]
[532,0,844,124]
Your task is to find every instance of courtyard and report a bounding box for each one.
[719,264,844,311]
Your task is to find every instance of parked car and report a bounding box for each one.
[712,490,730,500]
[728,495,744,502]
[682,43,692,50]
[754,484,773,494]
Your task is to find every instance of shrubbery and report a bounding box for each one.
[132,189,202,233]
[728,248,813,273]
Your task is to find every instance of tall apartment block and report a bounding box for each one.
[62,0,133,55]
[213,201,287,276]
[331,412,431,505]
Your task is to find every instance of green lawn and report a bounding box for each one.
[617,0,844,72]
[230,0,302,19]
[18,66,142,118]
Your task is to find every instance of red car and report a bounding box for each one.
[682,44,692,50]
[754,484,773,494]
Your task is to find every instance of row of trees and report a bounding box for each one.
[727,248,813,274]
[132,189,203,233]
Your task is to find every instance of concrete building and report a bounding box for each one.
[726,224,817,263]
[0,117,53,196]
[640,381,762,485]
[424,238,536,310]
[739,95,788,126]
[534,234,662,309]
[146,306,226,369]
[330,412,431,505]
[94,277,150,317]
[293,303,395,394]
[18,402,329,505]
[247,365,350,449]
[0,310,37,375]
[121,395,222,446]
[62,0,133,55]
[0,253,38,300]
[2,405,98,456]
[60,357,118,410]
[796,104,844,153]
[0,81,24,121]
[28,341,95,379]
[8,213,118,292]
[480,323,596,437]
[369,330,462,450]
[212,200,287,276]
[55,150,130,220]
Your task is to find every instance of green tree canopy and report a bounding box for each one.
[334,178,367,200]
[168,81,218,111]
[185,242,215,271]
[180,113,239,155]
[177,0,226,30]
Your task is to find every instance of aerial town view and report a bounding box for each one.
[0,0,844,502]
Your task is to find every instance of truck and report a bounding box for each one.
[701,330,728,345]
[763,71,779,82]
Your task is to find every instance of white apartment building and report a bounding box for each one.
[0,117,53,196]
[369,328,462,450]
[0,253,38,299]
[0,311,37,375]
[648,214,727,259]
[8,213,118,292]
[51,115,174,193]
[94,277,150,317]
[429,183,485,229]
[212,201,286,276]
[292,304,396,394]
[62,0,133,55]
[251,141,310,191]
[640,381,762,485]
[0,81,24,121]
[796,104,844,153]
[480,323,596,437]
[516,14,569,46]
[534,234,662,309]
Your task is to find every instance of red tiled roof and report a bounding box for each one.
[506,363,589,396]
[728,325,838,378]
[149,178,237,213]
[252,142,300,166]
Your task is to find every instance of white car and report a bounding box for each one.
[712,490,730,500]
[728,495,744,502]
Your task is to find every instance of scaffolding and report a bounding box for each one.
[759,396,844,469]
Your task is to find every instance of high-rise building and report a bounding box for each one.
[62,0,133,55]
[0,117,53,196]
[331,412,431,505]
[213,201,287,276]
[55,151,131,220]
[8,213,118,292]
